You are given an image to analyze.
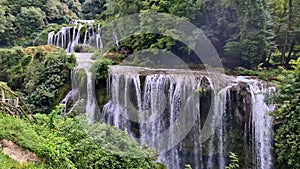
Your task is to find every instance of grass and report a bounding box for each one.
[0,111,161,169]
[0,150,43,169]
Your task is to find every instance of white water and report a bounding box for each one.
[249,84,275,169]
[68,53,99,123]
[102,66,275,169]
[47,20,120,52]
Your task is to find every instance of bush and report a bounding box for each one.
[0,46,75,114]
[272,58,300,168]
[73,44,99,53]
[0,110,161,169]
[90,58,115,80]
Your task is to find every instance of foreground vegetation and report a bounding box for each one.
[0,109,161,169]
[0,150,42,169]
[271,58,300,168]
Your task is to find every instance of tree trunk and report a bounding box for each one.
[286,42,295,65]
[281,0,293,65]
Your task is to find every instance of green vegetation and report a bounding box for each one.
[225,152,239,169]
[1,0,299,69]
[272,58,300,168]
[0,46,76,114]
[89,0,300,69]
[0,150,42,169]
[0,108,161,168]
[0,0,83,46]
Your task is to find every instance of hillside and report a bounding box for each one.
[0,111,162,168]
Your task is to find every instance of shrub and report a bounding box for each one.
[0,110,162,169]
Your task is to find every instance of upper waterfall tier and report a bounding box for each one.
[47,21,118,52]
[102,65,275,169]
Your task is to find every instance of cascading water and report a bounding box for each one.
[63,53,99,123]
[102,66,275,169]
[96,24,103,49]
[47,20,119,52]
[249,83,275,169]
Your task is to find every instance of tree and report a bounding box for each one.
[0,0,83,46]
[195,0,241,67]
[82,0,106,19]
[0,0,15,46]
[45,0,78,24]
[281,0,292,65]
[102,0,142,19]
[268,0,300,66]
[5,0,46,16]
[272,58,300,168]
[15,7,46,38]
[141,0,197,19]
[63,0,82,18]
[224,0,272,69]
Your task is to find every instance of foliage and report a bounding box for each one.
[0,0,82,47]
[25,51,75,114]
[0,0,15,46]
[0,110,161,168]
[272,58,300,168]
[0,46,75,114]
[0,47,25,82]
[0,150,43,169]
[15,7,46,40]
[141,0,197,19]
[223,0,271,69]
[1,0,300,69]
[91,57,115,80]
[225,152,239,169]
[82,0,106,20]
[101,0,142,19]
[226,68,281,82]
[45,0,78,24]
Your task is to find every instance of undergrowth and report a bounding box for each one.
[0,110,162,169]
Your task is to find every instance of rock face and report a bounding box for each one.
[101,66,275,169]
[0,139,40,163]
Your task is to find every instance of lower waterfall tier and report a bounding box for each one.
[100,66,274,169]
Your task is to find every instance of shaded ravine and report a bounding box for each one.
[101,66,275,169]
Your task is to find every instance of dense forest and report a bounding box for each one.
[0,0,300,68]
[0,0,299,168]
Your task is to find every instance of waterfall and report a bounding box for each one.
[47,31,55,44]
[112,29,119,46]
[47,20,98,52]
[96,24,103,49]
[47,19,121,52]
[69,24,83,53]
[249,84,275,169]
[65,53,99,123]
[102,66,275,169]
[60,91,72,116]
